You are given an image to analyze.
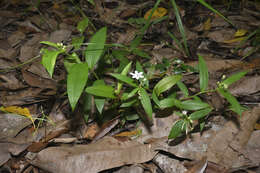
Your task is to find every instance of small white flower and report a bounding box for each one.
[130,71,144,80]
[175,59,182,64]
[182,110,187,115]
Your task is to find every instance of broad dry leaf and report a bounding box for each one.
[206,106,260,168]
[30,136,159,173]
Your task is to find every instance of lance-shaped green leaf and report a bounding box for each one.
[41,49,64,77]
[67,63,89,111]
[178,99,210,111]
[77,17,89,34]
[85,85,115,98]
[139,88,153,119]
[217,88,243,116]
[110,73,138,87]
[93,80,106,114]
[197,0,234,27]
[189,107,213,120]
[198,54,208,92]
[154,75,182,96]
[168,119,186,139]
[222,71,247,88]
[177,81,189,97]
[159,98,175,109]
[152,90,161,108]
[85,27,107,69]
[115,62,132,95]
[121,88,139,101]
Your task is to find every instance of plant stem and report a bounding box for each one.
[181,89,216,100]
[0,55,41,73]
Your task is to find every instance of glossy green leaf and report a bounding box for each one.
[67,63,89,111]
[115,62,132,95]
[77,17,89,34]
[217,88,243,116]
[121,88,139,101]
[85,27,107,69]
[139,88,153,119]
[125,114,139,121]
[110,73,138,87]
[189,107,213,120]
[159,98,175,109]
[85,85,115,98]
[177,81,189,97]
[41,49,63,77]
[120,99,137,108]
[93,80,106,114]
[168,119,186,139]
[154,75,182,96]
[152,91,161,108]
[222,71,247,88]
[198,54,208,92]
[94,98,105,114]
[178,99,210,111]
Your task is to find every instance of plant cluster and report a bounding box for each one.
[40,0,247,139]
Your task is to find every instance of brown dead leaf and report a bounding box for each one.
[184,157,208,173]
[0,73,26,90]
[229,76,260,97]
[0,88,48,106]
[30,136,158,173]
[207,29,234,43]
[0,113,33,140]
[206,106,260,168]
[7,31,26,47]
[0,48,17,59]
[186,58,246,73]
[83,123,99,139]
[22,70,56,89]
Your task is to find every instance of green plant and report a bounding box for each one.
[39,1,247,140]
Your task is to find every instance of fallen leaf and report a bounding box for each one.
[223,37,246,44]
[206,106,260,168]
[203,18,211,31]
[144,7,167,20]
[234,29,247,37]
[115,129,142,138]
[0,106,35,128]
[30,136,159,173]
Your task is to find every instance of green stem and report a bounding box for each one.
[181,89,216,100]
[0,55,41,73]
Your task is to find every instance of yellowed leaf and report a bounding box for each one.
[203,18,211,31]
[234,29,247,37]
[255,123,260,130]
[0,106,35,128]
[223,37,246,44]
[144,7,167,20]
[115,129,142,137]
